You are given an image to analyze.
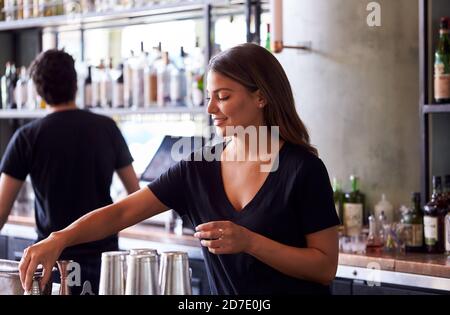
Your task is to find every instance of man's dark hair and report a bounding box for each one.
[30,49,77,106]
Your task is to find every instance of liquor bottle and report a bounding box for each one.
[265,23,271,52]
[100,57,112,108]
[123,50,134,108]
[374,194,394,223]
[332,177,343,221]
[170,46,188,107]
[84,65,93,108]
[444,175,450,254]
[112,63,124,108]
[157,51,172,107]
[343,175,366,236]
[434,17,450,103]
[423,176,446,253]
[132,42,146,108]
[402,192,424,252]
[0,0,5,21]
[144,43,161,107]
[14,66,28,109]
[367,214,383,252]
[0,62,11,109]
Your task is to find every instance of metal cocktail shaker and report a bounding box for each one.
[159,251,192,295]
[98,251,129,295]
[125,253,159,295]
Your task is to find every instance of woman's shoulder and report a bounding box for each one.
[283,142,323,169]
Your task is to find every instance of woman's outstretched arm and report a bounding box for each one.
[19,187,168,291]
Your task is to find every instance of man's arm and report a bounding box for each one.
[0,173,24,229]
[116,164,140,194]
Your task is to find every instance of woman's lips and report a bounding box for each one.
[213,118,228,126]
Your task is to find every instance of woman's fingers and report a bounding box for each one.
[18,251,31,287]
[201,239,222,248]
[24,258,39,292]
[194,230,222,240]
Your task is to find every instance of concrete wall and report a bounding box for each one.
[277,0,420,213]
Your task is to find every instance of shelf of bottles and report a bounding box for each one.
[1,38,208,119]
[0,0,213,31]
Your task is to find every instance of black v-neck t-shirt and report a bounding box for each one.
[148,141,340,295]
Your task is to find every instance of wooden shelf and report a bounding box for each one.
[423,104,450,114]
[0,107,207,119]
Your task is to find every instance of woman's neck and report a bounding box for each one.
[227,129,283,163]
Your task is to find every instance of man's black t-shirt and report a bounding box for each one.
[0,109,133,259]
[148,141,340,295]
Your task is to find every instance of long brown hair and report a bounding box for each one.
[208,43,318,156]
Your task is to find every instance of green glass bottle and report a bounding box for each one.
[403,192,424,253]
[265,24,271,52]
[343,175,366,236]
[434,17,450,103]
[332,177,343,223]
[423,176,446,253]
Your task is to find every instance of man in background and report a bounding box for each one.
[0,49,140,294]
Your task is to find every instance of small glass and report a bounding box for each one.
[351,233,367,254]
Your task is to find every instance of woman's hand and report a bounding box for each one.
[194,221,255,254]
[19,233,65,292]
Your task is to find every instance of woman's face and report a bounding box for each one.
[206,71,265,137]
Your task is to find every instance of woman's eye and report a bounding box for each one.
[218,96,229,101]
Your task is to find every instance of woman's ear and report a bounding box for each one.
[254,90,267,108]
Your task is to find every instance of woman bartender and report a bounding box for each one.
[19,43,340,295]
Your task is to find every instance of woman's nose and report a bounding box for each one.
[207,98,218,114]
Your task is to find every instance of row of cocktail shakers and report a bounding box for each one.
[26,249,192,295]
[99,249,192,295]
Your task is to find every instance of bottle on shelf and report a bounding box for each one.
[16,0,24,20]
[100,57,113,108]
[112,63,124,108]
[131,42,147,108]
[265,23,271,52]
[1,62,17,109]
[84,65,93,108]
[170,46,188,107]
[26,68,37,109]
[367,214,383,252]
[444,175,450,254]
[14,66,28,109]
[144,43,161,108]
[434,17,450,104]
[189,37,205,107]
[374,193,394,224]
[343,175,366,236]
[23,0,34,19]
[123,50,134,108]
[4,0,15,21]
[91,60,103,108]
[423,176,446,253]
[377,210,387,247]
[157,51,172,107]
[332,177,343,221]
[0,62,10,109]
[0,0,4,21]
[401,192,424,253]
